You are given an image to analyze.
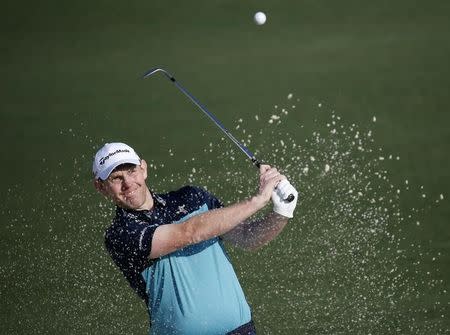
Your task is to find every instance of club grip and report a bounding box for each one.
[251,157,261,168]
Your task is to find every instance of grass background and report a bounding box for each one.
[1,0,449,334]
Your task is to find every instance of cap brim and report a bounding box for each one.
[97,158,141,180]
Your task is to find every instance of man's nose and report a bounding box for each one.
[121,174,132,188]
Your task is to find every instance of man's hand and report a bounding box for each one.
[220,165,296,251]
[257,165,285,206]
[272,179,298,218]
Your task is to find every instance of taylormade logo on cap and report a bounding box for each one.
[93,142,141,180]
[99,148,131,166]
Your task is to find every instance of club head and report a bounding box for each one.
[142,68,174,80]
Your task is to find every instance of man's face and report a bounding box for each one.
[95,161,151,210]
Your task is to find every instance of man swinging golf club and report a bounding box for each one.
[93,142,298,334]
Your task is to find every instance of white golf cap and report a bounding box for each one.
[93,142,141,180]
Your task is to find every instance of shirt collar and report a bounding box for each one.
[116,190,166,219]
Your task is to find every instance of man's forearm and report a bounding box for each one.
[183,196,267,245]
[151,195,269,259]
[222,211,289,251]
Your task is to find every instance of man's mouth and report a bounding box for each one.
[124,189,137,198]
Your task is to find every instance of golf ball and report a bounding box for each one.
[254,12,266,25]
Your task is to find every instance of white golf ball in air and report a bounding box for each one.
[254,12,267,25]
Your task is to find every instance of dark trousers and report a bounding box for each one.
[226,320,256,335]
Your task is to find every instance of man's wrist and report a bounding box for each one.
[270,211,290,220]
[249,194,268,211]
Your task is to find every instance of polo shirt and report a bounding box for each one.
[104,186,252,334]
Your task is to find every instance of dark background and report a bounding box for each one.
[1,0,449,334]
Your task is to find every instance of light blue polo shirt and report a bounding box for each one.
[105,186,252,335]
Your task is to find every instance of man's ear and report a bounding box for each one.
[94,179,108,196]
[140,159,148,180]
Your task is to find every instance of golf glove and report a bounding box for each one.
[272,179,298,218]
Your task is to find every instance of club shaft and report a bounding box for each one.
[143,68,261,168]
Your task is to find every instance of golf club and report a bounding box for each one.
[142,67,295,203]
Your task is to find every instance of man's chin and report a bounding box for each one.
[115,198,142,210]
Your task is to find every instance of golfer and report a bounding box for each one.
[93,142,298,335]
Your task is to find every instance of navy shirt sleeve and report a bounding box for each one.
[106,221,158,264]
[105,220,159,301]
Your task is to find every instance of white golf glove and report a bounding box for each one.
[272,179,299,218]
